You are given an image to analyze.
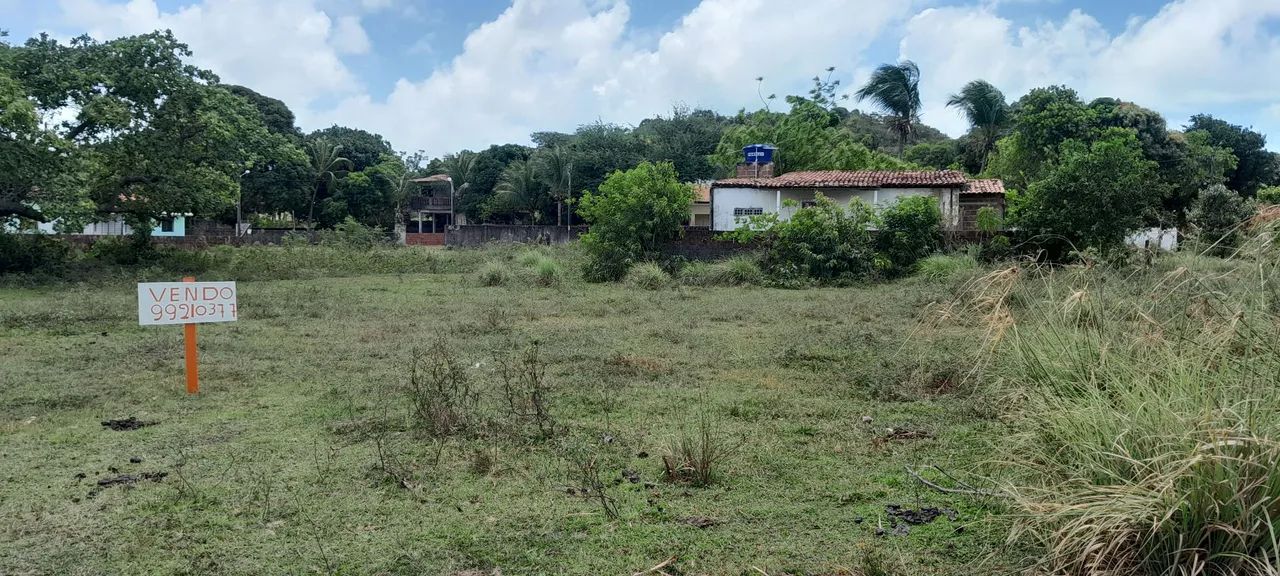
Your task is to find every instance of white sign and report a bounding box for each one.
[138,282,238,326]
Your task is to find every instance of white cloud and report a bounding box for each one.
[56,0,364,111]
[311,0,912,156]
[900,0,1280,138]
[45,0,1280,154]
[332,15,371,54]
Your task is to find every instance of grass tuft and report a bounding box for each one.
[625,262,671,290]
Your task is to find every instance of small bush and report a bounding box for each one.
[475,261,512,287]
[316,217,387,249]
[980,234,1013,262]
[405,340,478,438]
[625,262,671,290]
[1190,184,1254,255]
[661,414,733,487]
[876,195,942,277]
[916,253,978,281]
[757,194,877,283]
[1258,185,1280,205]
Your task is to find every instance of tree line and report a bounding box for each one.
[2,30,1277,247]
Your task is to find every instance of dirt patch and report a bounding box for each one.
[101,417,158,431]
[88,471,168,497]
[680,516,718,529]
[604,354,670,376]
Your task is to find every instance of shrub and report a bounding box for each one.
[316,217,386,249]
[475,261,511,287]
[1012,129,1158,257]
[876,195,942,277]
[577,161,693,282]
[0,233,73,274]
[625,262,670,290]
[916,253,977,281]
[1189,184,1254,255]
[405,341,478,438]
[980,234,1013,262]
[1259,185,1280,205]
[758,194,877,283]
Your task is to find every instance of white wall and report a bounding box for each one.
[712,186,959,231]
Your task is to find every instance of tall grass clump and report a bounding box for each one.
[625,262,671,290]
[678,256,763,287]
[475,261,512,287]
[967,219,1280,575]
[916,253,978,281]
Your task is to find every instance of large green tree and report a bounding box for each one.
[1013,129,1158,254]
[306,126,393,173]
[2,31,290,241]
[226,85,300,139]
[854,60,922,156]
[634,106,728,181]
[1186,115,1279,197]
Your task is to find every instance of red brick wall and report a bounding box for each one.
[405,233,445,246]
[735,163,774,178]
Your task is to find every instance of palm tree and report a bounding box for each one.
[306,138,352,227]
[946,80,1010,170]
[534,146,574,226]
[494,159,543,224]
[854,60,922,157]
[439,150,476,187]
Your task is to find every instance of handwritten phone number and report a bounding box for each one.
[150,302,237,322]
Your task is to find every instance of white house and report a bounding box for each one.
[710,170,1005,232]
[16,214,189,237]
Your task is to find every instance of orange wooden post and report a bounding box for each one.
[182,276,199,394]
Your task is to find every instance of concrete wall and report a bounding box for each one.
[712,186,959,231]
[445,225,587,247]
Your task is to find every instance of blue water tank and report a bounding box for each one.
[742,144,776,164]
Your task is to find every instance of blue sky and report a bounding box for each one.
[4,0,1278,155]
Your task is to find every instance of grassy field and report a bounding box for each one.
[0,245,1016,575]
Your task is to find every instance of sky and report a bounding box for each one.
[4,0,1280,156]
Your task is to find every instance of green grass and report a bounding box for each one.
[949,225,1280,575]
[0,245,1009,575]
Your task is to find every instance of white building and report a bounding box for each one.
[15,214,189,237]
[710,170,1005,232]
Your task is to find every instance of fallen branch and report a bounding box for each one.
[905,465,1007,499]
[632,555,676,576]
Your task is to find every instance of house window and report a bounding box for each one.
[159,217,175,233]
[800,200,817,208]
[733,207,764,217]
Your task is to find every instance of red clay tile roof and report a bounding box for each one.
[712,170,969,189]
[962,179,1005,195]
